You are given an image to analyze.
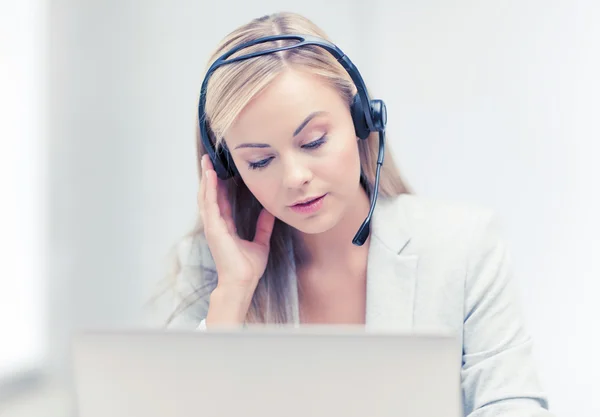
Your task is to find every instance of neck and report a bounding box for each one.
[295,185,372,268]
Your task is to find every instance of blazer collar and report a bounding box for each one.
[365,194,418,331]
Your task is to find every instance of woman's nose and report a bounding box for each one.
[281,156,313,189]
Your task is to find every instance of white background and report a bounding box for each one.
[1,1,598,416]
[0,0,46,379]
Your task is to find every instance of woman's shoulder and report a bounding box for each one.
[176,231,215,270]
[376,193,504,258]
[163,231,217,329]
[173,231,218,303]
[400,193,498,229]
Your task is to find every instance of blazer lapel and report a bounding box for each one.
[365,195,418,331]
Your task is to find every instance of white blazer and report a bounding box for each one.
[168,193,554,417]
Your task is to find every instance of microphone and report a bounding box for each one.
[352,129,385,246]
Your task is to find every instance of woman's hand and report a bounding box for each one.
[198,154,275,325]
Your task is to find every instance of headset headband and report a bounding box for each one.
[198,34,376,134]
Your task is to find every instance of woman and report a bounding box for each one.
[166,11,553,417]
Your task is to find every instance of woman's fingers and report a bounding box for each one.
[202,156,230,238]
[216,179,237,236]
[253,208,275,248]
[198,156,207,223]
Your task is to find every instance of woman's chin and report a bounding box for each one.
[284,211,342,235]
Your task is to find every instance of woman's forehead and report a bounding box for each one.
[225,70,345,145]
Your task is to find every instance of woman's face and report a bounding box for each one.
[224,69,363,234]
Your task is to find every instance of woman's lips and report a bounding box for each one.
[289,194,327,214]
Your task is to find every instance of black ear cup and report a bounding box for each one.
[214,141,238,179]
[351,94,371,140]
[370,99,387,132]
[203,126,238,180]
[351,94,387,140]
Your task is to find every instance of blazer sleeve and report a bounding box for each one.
[461,212,554,417]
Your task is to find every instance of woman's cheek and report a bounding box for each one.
[329,141,361,185]
[246,176,280,210]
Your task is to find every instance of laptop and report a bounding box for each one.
[72,327,463,417]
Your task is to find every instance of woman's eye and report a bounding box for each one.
[248,156,274,170]
[302,135,327,149]
[247,135,327,170]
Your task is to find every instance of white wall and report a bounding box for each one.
[368,2,600,416]
[24,0,599,416]
[0,0,46,380]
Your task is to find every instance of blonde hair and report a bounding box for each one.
[166,12,411,325]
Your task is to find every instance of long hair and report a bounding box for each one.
[165,12,411,326]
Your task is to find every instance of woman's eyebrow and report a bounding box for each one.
[293,111,327,136]
[234,111,328,150]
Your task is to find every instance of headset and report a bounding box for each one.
[198,34,386,246]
